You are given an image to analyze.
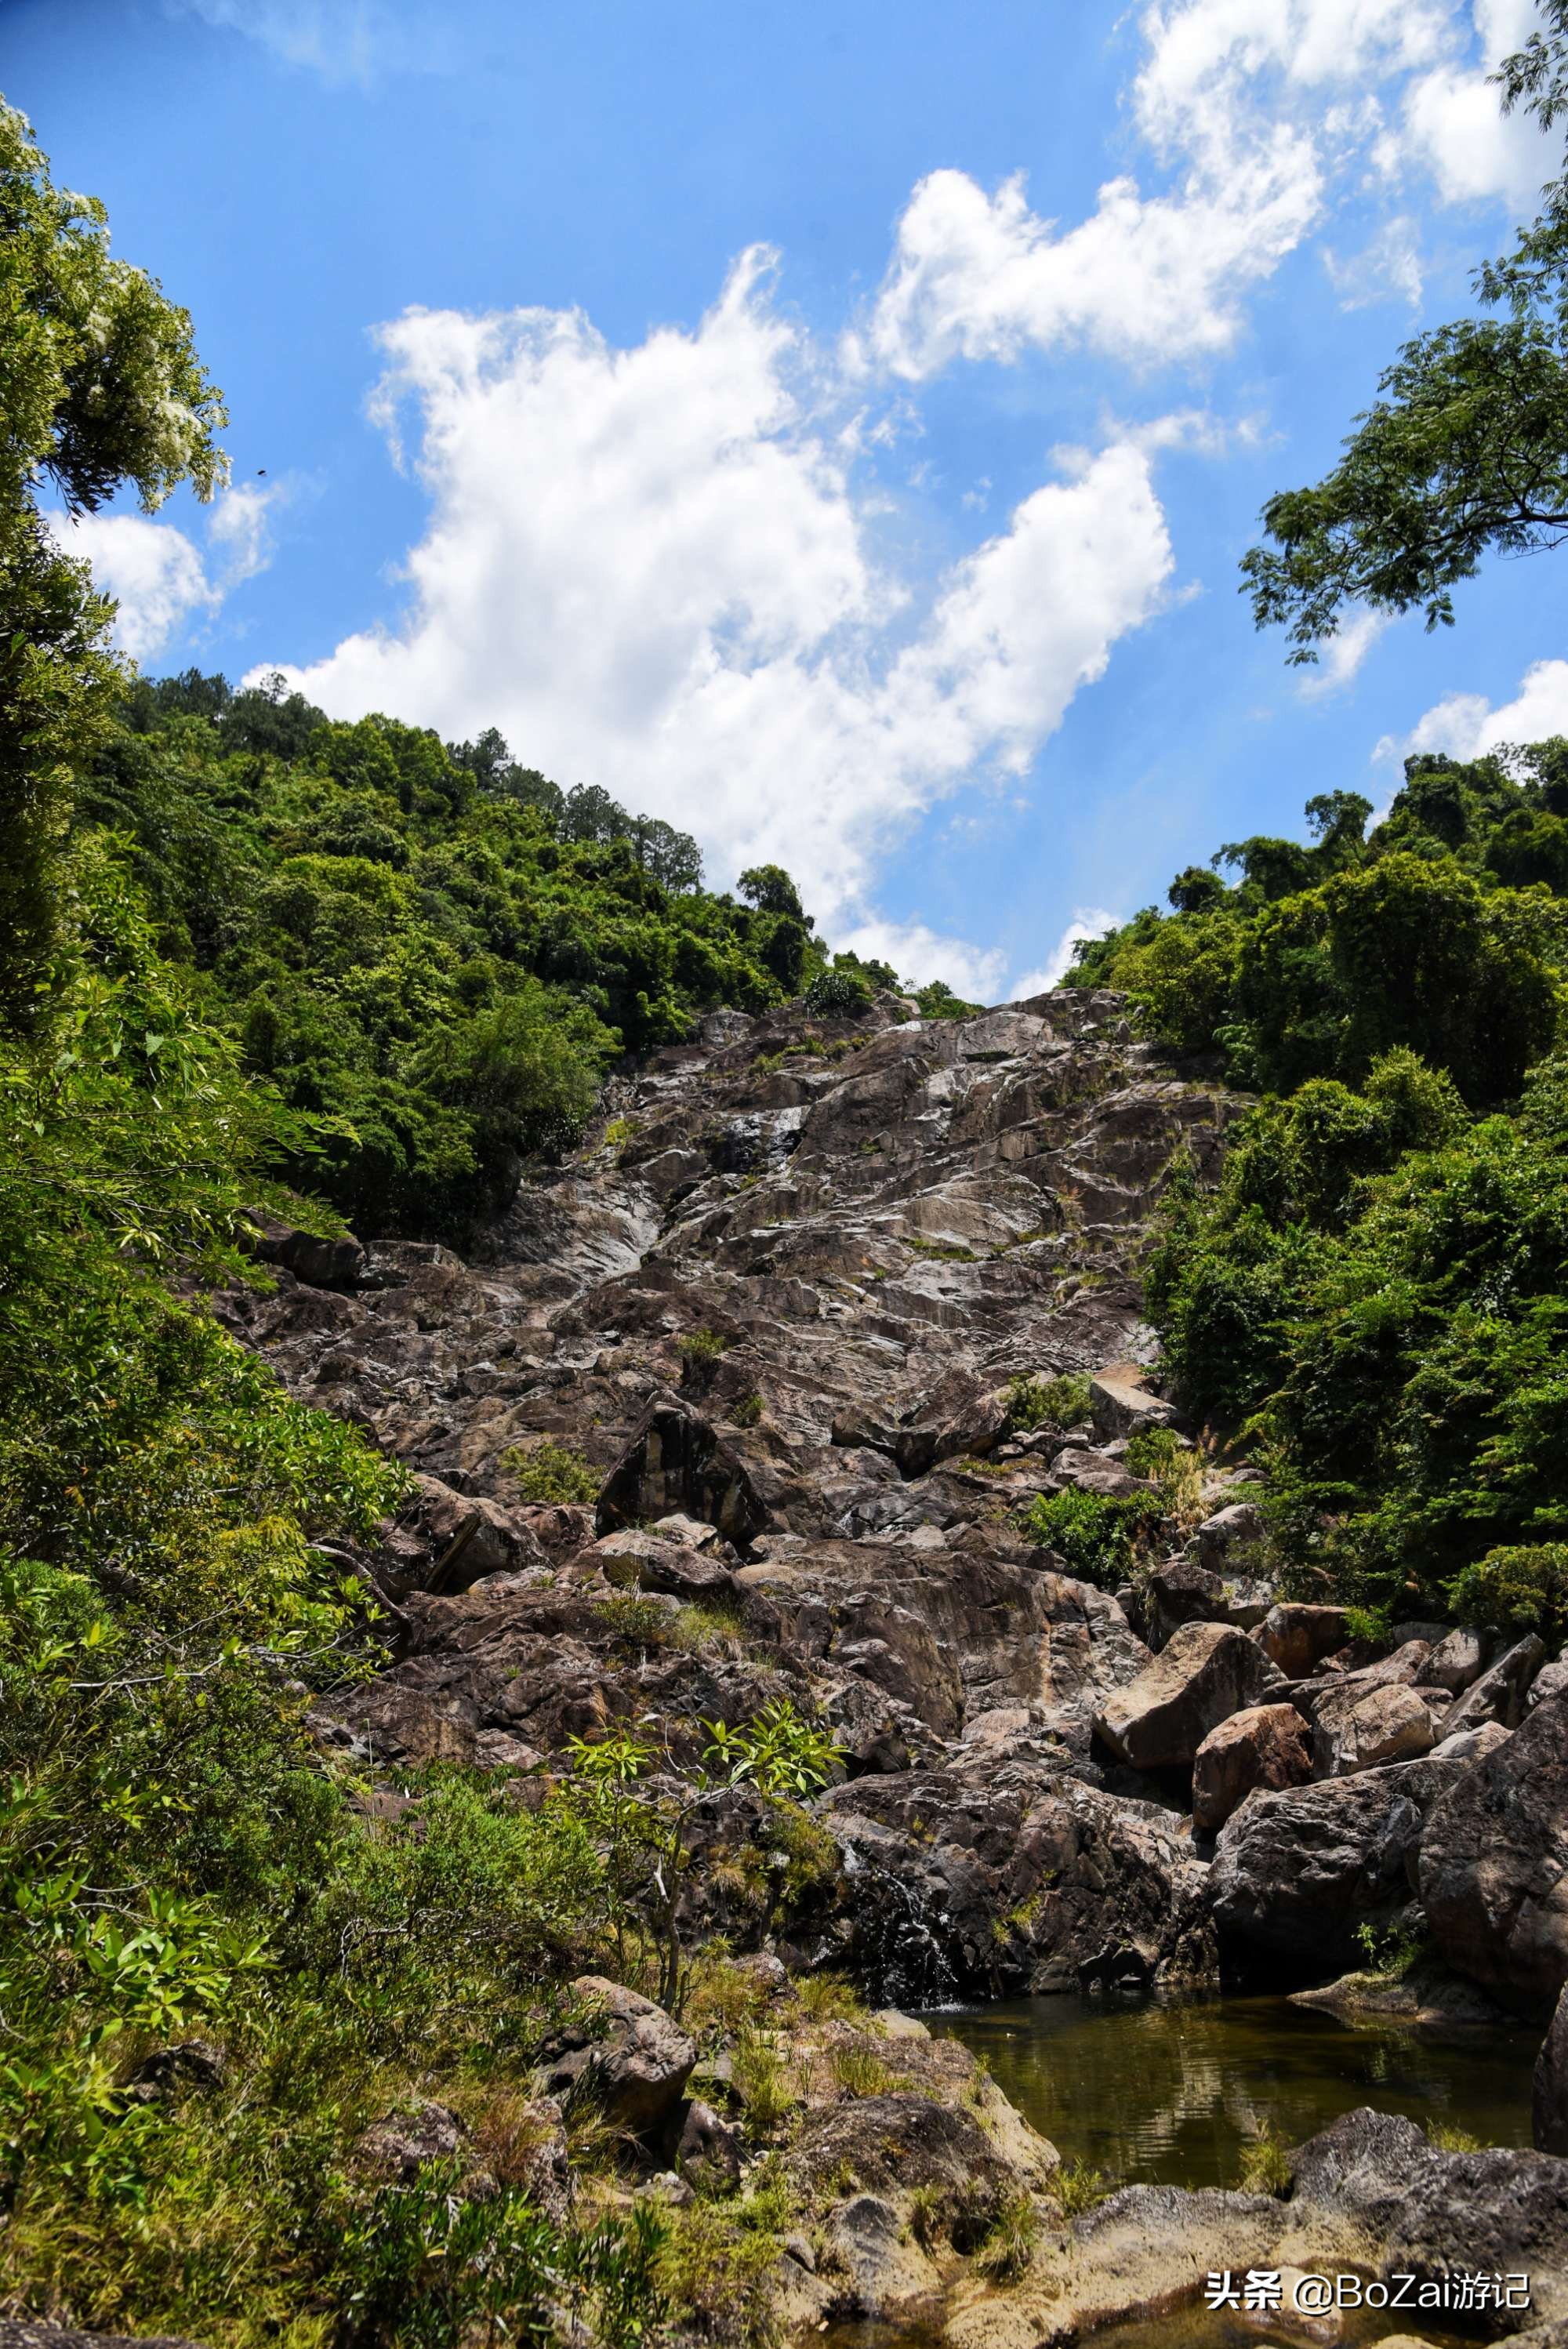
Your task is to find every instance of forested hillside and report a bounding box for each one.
[1073,749,1568,1640]
[89,670,962,1233]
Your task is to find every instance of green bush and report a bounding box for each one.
[1006,1372,1092,1433]
[1022,1489,1154,1585]
[501,1440,601,1505]
[1448,1544,1568,1646]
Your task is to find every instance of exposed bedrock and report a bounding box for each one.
[220,986,1559,2012]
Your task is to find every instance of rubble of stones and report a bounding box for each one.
[213,985,1568,2340]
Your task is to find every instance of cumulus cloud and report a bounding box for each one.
[260,260,1177,924]
[865,2,1557,392]
[53,483,283,664]
[862,140,1321,379]
[1375,657,1568,764]
[1011,907,1123,998]
[837,920,1009,1004]
[54,513,216,663]
[1299,604,1392,694]
[1398,0,1555,207]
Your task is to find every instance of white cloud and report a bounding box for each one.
[1375,656,1568,763]
[54,512,216,663]
[1013,907,1123,997]
[1399,0,1554,207]
[1323,216,1425,307]
[167,0,453,82]
[1299,604,1392,694]
[837,920,1008,1004]
[865,2,1558,394]
[259,262,1176,924]
[52,483,283,664]
[863,140,1321,381]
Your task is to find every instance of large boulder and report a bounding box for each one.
[1192,1702,1312,1834]
[1192,1501,1265,1574]
[1418,1690,1568,2013]
[1289,2106,1568,2311]
[1093,1620,1279,1771]
[1419,1625,1486,1695]
[1089,1367,1190,1440]
[597,1396,768,1545]
[1145,1557,1226,1650]
[1311,1679,1440,1778]
[1440,1632,1546,1737]
[820,1756,1218,2003]
[539,1977,696,2139]
[1253,1603,1353,1681]
[1211,1755,1463,1977]
[1537,1985,1568,2155]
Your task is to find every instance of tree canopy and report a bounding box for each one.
[1243,6,1568,659]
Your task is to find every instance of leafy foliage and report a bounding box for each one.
[1073,757,1568,1109]
[82,679,849,1233]
[1241,10,1568,661]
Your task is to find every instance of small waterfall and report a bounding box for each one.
[833,1832,964,2010]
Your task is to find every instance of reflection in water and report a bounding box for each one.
[926,1991,1539,2191]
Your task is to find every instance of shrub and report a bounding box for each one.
[501,1440,600,1505]
[730,2028,794,2134]
[1447,1543,1568,1646]
[804,964,873,1017]
[973,2187,1041,2281]
[828,2042,898,2098]
[1006,1372,1091,1432]
[1235,2126,1293,2196]
[728,1390,764,1428]
[1023,1489,1155,1585]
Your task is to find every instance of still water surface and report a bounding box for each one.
[926,1991,1540,2191]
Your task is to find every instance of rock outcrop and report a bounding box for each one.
[1210,1758,1464,1977]
[1093,1621,1279,1771]
[1418,1690,1568,2013]
[1192,1701,1312,1834]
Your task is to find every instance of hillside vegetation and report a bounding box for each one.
[1074,750,1568,1639]
[92,670,958,1233]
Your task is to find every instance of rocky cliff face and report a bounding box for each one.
[219,982,1568,2024]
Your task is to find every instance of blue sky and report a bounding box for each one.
[11,0,1568,996]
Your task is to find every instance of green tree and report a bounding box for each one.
[0,101,226,1032]
[1242,9,1568,661]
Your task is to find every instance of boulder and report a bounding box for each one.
[1089,1367,1190,1441]
[1192,1501,1265,1573]
[822,2193,942,2317]
[597,1397,767,1545]
[593,1529,735,1599]
[1312,1680,1439,1778]
[1192,1702,1312,1834]
[1418,1625,1486,1695]
[821,1762,1217,2003]
[1093,1621,1280,1771]
[539,1977,697,2137]
[1419,1690,1568,2012]
[677,2097,742,2191]
[1254,1603,1354,1682]
[1537,1984,1568,2155]
[408,1474,548,1593]
[1440,1632,1546,1736]
[1145,1557,1227,1650]
[1431,1719,1512,1766]
[1289,2105,1568,2304]
[253,1218,366,1290]
[356,2099,467,2181]
[1211,1755,1463,1976]
[1534,1660,1568,1711]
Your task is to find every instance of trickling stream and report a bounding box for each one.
[925,1990,1539,2191]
